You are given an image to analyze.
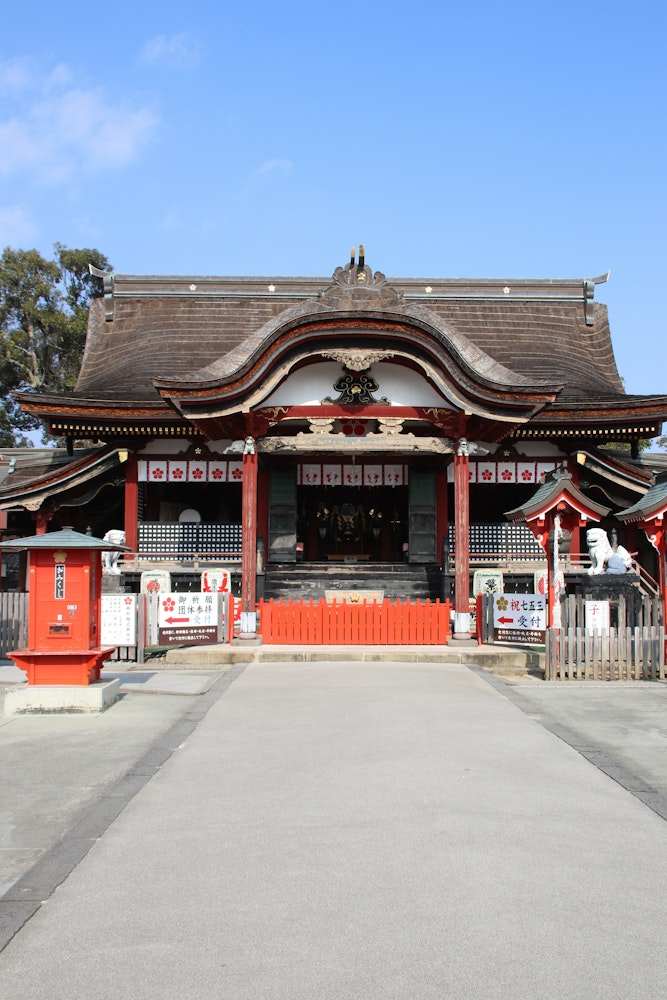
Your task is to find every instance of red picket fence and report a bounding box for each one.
[257,597,452,645]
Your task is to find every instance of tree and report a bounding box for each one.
[0,244,111,446]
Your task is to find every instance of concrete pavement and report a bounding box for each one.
[0,664,237,894]
[1,660,666,998]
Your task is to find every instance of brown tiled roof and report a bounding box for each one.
[422,300,621,400]
[0,446,123,510]
[76,295,296,401]
[73,272,625,404]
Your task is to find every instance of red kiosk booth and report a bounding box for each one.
[0,527,128,685]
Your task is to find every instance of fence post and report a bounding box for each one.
[545,629,554,680]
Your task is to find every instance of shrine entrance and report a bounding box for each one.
[298,485,408,562]
[267,462,438,565]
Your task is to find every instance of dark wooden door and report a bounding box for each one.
[408,468,437,563]
[268,467,297,562]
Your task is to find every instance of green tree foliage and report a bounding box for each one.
[0,244,111,446]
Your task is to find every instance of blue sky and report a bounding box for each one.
[1,1,665,396]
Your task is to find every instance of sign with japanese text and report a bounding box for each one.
[101,595,138,646]
[585,600,610,634]
[157,592,220,646]
[493,593,546,645]
[140,570,172,594]
[201,570,230,593]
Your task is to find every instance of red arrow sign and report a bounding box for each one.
[164,616,190,624]
[497,616,515,624]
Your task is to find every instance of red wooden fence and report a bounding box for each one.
[257,598,452,645]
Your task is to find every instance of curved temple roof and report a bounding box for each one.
[74,263,622,404]
[14,259,667,445]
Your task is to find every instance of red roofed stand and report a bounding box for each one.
[0,527,128,685]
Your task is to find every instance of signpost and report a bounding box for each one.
[157,592,220,646]
[585,600,610,634]
[101,594,137,646]
[493,593,546,645]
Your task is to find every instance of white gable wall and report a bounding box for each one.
[261,362,451,408]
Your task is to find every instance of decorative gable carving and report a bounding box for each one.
[319,251,403,310]
[321,349,395,371]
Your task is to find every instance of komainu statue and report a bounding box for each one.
[101,529,126,575]
[586,527,633,576]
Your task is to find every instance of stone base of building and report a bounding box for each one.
[3,679,121,715]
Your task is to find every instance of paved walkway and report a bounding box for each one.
[1,661,666,998]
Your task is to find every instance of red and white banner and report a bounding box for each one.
[209,460,227,482]
[139,459,247,483]
[168,460,187,482]
[297,463,408,486]
[477,462,497,483]
[497,462,516,483]
[188,460,208,482]
[448,460,560,484]
[322,464,342,486]
[384,464,404,486]
[302,463,322,485]
[517,462,537,483]
[363,465,383,486]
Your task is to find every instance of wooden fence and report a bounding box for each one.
[477,592,665,681]
[561,592,662,631]
[258,598,452,645]
[0,592,28,658]
[545,626,665,681]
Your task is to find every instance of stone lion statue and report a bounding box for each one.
[101,529,126,575]
[586,528,632,576]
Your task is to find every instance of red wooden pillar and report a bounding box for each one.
[241,441,258,632]
[642,519,667,633]
[123,453,139,553]
[653,540,667,631]
[453,440,471,638]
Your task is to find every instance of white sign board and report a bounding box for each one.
[201,569,230,593]
[585,600,610,634]
[101,595,137,646]
[473,570,504,597]
[140,570,172,593]
[158,592,219,645]
[493,593,546,645]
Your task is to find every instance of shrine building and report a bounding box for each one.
[2,250,667,636]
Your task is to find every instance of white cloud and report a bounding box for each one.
[0,56,33,91]
[256,159,293,177]
[139,33,202,70]
[0,58,158,186]
[0,205,37,246]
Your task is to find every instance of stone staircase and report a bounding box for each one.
[262,562,442,603]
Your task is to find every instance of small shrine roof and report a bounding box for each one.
[505,466,611,523]
[0,446,125,512]
[0,525,128,551]
[616,473,667,523]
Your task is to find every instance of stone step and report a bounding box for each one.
[263,562,441,602]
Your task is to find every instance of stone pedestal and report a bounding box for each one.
[3,678,120,715]
[575,574,641,599]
